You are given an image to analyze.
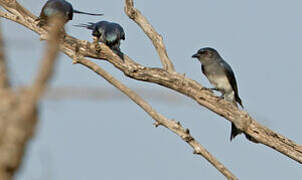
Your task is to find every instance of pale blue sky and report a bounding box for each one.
[2,0,302,179]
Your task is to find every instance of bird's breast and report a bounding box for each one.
[207,74,232,92]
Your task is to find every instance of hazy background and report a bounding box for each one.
[1,0,302,179]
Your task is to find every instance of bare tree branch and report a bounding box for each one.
[0,15,63,180]
[29,17,64,103]
[0,21,10,89]
[0,92,38,180]
[0,0,301,171]
[75,58,237,180]
[124,0,175,72]
[0,1,237,178]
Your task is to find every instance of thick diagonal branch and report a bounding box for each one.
[0,0,301,165]
[124,0,175,72]
[75,58,237,180]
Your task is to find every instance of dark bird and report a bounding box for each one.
[192,47,243,140]
[36,0,103,26]
[75,21,125,60]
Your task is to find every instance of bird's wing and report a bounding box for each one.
[220,60,243,107]
[116,24,125,40]
[201,64,206,75]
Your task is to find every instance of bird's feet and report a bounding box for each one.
[92,37,101,53]
[215,94,225,104]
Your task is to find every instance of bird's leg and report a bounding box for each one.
[92,36,101,53]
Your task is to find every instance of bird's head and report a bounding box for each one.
[192,47,220,63]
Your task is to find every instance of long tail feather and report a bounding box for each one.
[73,10,103,16]
[73,22,95,30]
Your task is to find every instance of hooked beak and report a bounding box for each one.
[192,53,199,58]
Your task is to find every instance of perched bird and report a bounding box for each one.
[75,21,125,60]
[192,47,243,140]
[36,0,103,26]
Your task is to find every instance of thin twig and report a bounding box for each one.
[76,58,237,180]
[124,0,175,72]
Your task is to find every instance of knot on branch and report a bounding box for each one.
[182,128,194,142]
[125,0,136,19]
[128,9,136,20]
[173,121,194,142]
[238,112,253,132]
[193,147,202,155]
[153,121,161,127]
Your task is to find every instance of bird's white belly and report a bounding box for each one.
[208,75,232,92]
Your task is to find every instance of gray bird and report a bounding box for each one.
[192,47,243,140]
[75,21,125,60]
[36,0,103,27]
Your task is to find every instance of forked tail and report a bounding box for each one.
[73,22,96,30]
[230,123,241,141]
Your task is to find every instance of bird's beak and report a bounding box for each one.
[192,53,199,58]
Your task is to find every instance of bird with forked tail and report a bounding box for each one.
[74,20,125,60]
[36,0,103,27]
[192,47,251,141]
